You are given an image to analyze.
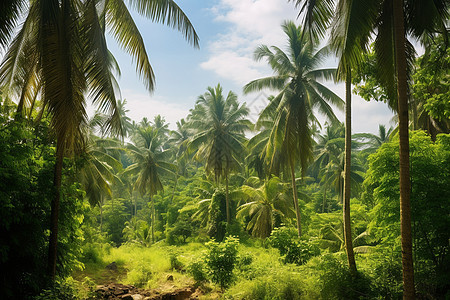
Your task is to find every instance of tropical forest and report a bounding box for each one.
[0,0,449,299]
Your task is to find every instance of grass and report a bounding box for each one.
[73,240,382,299]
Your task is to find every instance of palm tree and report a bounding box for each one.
[117,99,133,138]
[246,96,279,179]
[319,147,365,205]
[124,124,176,242]
[294,0,448,294]
[0,0,198,278]
[237,177,294,238]
[187,84,251,225]
[0,0,24,47]
[243,21,343,237]
[354,124,393,154]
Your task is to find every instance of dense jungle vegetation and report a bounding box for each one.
[0,0,449,299]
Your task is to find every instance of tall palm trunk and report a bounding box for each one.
[150,196,155,243]
[343,72,357,274]
[393,0,415,298]
[171,173,178,203]
[47,143,64,279]
[100,202,103,234]
[290,162,301,237]
[225,174,230,224]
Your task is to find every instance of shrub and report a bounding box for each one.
[368,248,402,299]
[187,259,208,283]
[204,236,239,289]
[169,252,184,271]
[224,269,305,300]
[126,263,153,288]
[33,277,79,300]
[269,227,319,265]
[313,254,372,299]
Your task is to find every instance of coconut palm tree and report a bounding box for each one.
[354,124,393,154]
[294,0,447,286]
[124,124,176,242]
[246,96,280,179]
[0,0,24,48]
[244,21,343,237]
[187,84,251,225]
[237,177,294,238]
[0,0,198,279]
[117,99,133,138]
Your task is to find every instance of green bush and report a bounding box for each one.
[169,252,184,271]
[269,227,319,265]
[187,259,208,283]
[224,269,306,300]
[368,248,402,299]
[33,277,79,300]
[314,254,372,299]
[205,236,239,289]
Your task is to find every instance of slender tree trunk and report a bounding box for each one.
[411,97,418,131]
[225,174,230,224]
[100,202,103,234]
[343,72,357,274]
[393,0,415,298]
[150,196,155,243]
[47,143,64,279]
[322,188,327,213]
[171,174,178,203]
[134,192,137,217]
[290,162,301,237]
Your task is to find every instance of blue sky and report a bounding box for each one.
[105,0,394,133]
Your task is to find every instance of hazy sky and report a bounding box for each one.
[103,0,395,133]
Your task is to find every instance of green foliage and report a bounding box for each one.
[187,259,208,283]
[169,252,184,271]
[33,277,79,300]
[166,215,193,245]
[103,198,131,246]
[224,268,305,300]
[413,36,450,122]
[313,254,372,299]
[269,227,319,265]
[206,189,228,242]
[0,101,85,297]
[363,131,450,297]
[205,236,239,289]
[368,247,403,299]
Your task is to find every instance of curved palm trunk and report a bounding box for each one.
[393,0,415,298]
[290,162,301,237]
[225,174,230,224]
[47,143,64,279]
[343,72,357,274]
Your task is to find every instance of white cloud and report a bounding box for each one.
[201,0,298,85]
[325,82,395,134]
[121,89,191,129]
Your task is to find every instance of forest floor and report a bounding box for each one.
[72,244,222,299]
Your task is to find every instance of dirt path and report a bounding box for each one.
[95,283,203,299]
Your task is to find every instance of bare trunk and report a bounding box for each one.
[100,202,103,234]
[134,193,137,217]
[393,0,415,298]
[290,163,301,237]
[151,196,155,243]
[225,174,230,224]
[171,174,178,203]
[344,72,357,274]
[47,143,64,279]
